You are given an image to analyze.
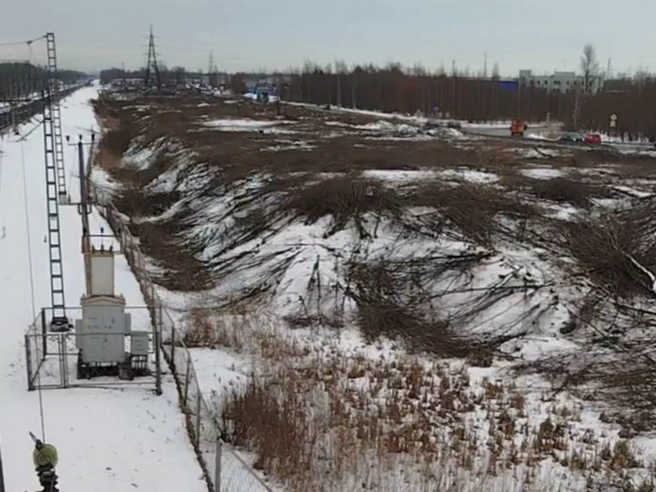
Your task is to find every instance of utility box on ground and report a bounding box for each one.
[75,295,130,364]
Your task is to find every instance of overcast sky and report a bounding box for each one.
[0,0,652,76]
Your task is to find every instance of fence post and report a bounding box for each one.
[154,310,162,396]
[25,334,33,391]
[214,438,222,491]
[41,308,47,357]
[170,324,176,373]
[58,334,67,389]
[195,391,202,448]
[150,283,156,305]
[0,436,5,492]
[183,357,191,408]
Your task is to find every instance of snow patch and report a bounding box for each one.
[520,168,565,179]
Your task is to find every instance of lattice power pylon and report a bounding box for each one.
[45,32,68,201]
[42,32,70,331]
[144,26,161,90]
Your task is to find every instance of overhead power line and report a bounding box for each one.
[0,35,46,48]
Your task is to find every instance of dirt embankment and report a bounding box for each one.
[92,90,656,491]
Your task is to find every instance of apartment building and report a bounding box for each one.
[518,69,588,94]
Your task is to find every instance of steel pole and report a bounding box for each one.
[78,137,86,212]
[0,436,6,492]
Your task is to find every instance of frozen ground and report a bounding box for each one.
[0,86,205,492]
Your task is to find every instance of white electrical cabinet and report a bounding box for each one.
[130,331,151,356]
[89,253,115,296]
[76,296,131,364]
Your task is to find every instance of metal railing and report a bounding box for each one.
[91,186,275,492]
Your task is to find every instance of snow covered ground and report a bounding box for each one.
[0,86,205,492]
[91,90,656,490]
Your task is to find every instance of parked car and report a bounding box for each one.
[584,133,602,145]
[558,132,584,143]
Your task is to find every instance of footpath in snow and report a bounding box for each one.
[0,87,205,492]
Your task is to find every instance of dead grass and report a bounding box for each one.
[283,175,403,238]
[94,91,656,490]
[346,255,514,358]
[179,310,649,492]
[410,180,539,246]
[560,216,656,298]
[501,173,613,208]
[128,221,213,291]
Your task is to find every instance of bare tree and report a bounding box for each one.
[491,63,500,80]
[172,66,186,86]
[581,44,600,94]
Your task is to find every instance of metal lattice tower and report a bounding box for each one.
[144,26,161,90]
[45,32,68,200]
[42,33,69,330]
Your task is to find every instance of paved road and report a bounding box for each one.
[464,125,554,138]
[464,125,655,153]
[285,101,656,153]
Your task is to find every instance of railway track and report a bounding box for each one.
[0,86,81,135]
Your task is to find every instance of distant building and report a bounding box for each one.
[518,70,589,94]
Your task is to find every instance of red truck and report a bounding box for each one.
[510,120,527,137]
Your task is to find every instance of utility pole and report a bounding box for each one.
[336,60,342,107]
[517,80,522,118]
[451,60,456,117]
[66,134,95,293]
[572,88,580,129]
[0,436,5,492]
[483,51,488,79]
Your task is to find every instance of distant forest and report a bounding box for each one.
[100,66,211,85]
[99,56,656,138]
[282,63,656,138]
[99,66,245,94]
[0,62,86,101]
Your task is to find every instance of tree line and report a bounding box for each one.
[99,42,656,138]
[279,64,656,138]
[0,62,86,101]
[99,65,250,93]
[100,66,216,87]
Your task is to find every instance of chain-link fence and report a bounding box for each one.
[92,188,275,492]
[25,306,162,391]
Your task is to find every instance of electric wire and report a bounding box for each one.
[21,138,47,443]
[0,32,51,444]
[0,36,46,48]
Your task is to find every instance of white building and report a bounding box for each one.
[519,70,588,94]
